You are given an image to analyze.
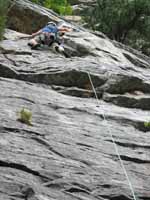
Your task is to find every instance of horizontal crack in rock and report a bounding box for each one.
[120,155,150,164]
[0,160,48,179]
[106,140,150,149]
[65,186,90,194]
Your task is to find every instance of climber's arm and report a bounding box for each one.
[17,29,42,40]
[31,29,42,37]
[58,27,72,33]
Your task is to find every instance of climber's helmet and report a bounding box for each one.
[47,21,57,26]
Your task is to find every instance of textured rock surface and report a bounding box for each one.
[0,0,150,200]
[68,0,96,15]
[8,0,80,33]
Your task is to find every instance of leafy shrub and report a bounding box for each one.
[44,0,72,15]
[83,0,150,55]
[0,0,9,40]
[29,0,72,15]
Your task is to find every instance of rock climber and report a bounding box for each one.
[27,21,72,56]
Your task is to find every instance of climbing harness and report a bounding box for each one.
[87,71,137,200]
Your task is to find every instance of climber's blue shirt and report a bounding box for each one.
[42,25,58,33]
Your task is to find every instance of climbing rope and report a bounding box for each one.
[87,71,137,200]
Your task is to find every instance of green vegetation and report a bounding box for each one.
[18,108,32,125]
[0,0,9,40]
[30,0,72,15]
[144,121,150,128]
[44,0,72,15]
[83,0,150,56]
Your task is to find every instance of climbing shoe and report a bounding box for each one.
[27,42,39,49]
[27,42,32,47]
[31,43,41,50]
[55,45,59,53]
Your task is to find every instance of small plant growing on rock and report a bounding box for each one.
[17,108,32,126]
[144,121,150,128]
